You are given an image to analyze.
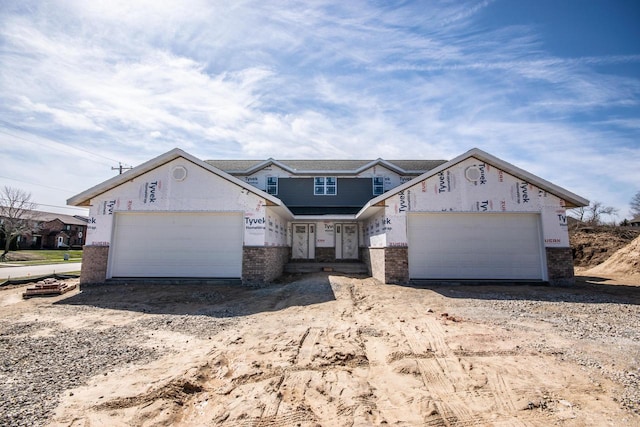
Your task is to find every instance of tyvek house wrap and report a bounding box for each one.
[84,158,273,247]
[365,156,569,248]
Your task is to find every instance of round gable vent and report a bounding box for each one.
[465,166,481,182]
[172,165,188,181]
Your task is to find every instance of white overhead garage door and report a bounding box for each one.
[408,213,545,280]
[109,212,243,278]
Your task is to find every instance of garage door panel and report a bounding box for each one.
[408,213,544,280]
[110,212,243,278]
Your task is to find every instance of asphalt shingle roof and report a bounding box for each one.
[205,159,446,173]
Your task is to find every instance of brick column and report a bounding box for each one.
[546,247,575,286]
[242,246,290,285]
[384,247,409,284]
[80,245,109,284]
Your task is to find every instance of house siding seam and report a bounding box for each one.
[80,245,109,284]
[242,246,290,285]
[546,247,575,287]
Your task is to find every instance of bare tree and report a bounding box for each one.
[0,186,39,258]
[631,190,640,217]
[585,201,618,225]
[569,201,619,226]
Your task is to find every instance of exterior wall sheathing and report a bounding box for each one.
[363,156,577,285]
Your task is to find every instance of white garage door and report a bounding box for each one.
[408,213,545,280]
[109,212,243,278]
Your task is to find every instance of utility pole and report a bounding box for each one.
[111,162,133,174]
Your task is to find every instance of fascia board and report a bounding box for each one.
[67,147,186,207]
[466,148,589,208]
[242,159,296,175]
[67,148,291,213]
[352,159,406,175]
[355,203,384,220]
[245,159,408,176]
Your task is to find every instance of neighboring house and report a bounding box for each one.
[68,148,588,286]
[0,211,88,250]
[630,216,640,227]
[35,213,88,249]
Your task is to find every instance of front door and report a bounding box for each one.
[292,224,316,259]
[336,223,359,259]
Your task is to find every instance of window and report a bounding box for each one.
[266,176,278,195]
[373,177,384,195]
[314,177,337,195]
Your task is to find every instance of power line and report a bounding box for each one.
[0,175,75,194]
[112,162,133,174]
[0,124,131,168]
[37,203,88,212]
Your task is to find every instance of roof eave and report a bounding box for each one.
[359,148,589,214]
[67,148,290,210]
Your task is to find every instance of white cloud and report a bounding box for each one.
[0,0,638,215]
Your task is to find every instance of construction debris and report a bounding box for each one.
[22,278,77,298]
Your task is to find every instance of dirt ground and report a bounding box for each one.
[570,226,640,267]
[1,271,639,427]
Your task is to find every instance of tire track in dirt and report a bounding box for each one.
[409,312,490,426]
[259,374,285,420]
[296,327,322,366]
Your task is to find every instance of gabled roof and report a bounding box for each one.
[34,211,88,226]
[357,148,589,219]
[0,209,89,226]
[206,158,446,175]
[67,148,294,219]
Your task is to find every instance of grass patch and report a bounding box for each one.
[2,250,83,265]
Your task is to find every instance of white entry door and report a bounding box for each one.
[292,224,315,259]
[336,223,359,259]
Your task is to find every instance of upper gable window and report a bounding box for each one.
[266,176,278,195]
[314,177,337,195]
[373,177,384,195]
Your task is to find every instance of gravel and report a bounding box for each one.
[441,284,640,415]
[1,279,639,425]
[0,320,159,427]
[0,283,243,427]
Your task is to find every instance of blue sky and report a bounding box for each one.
[1,0,639,219]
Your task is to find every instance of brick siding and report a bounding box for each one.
[315,247,336,262]
[384,247,409,284]
[80,245,109,284]
[546,247,575,286]
[242,246,290,285]
[362,247,408,284]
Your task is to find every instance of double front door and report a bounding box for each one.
[292,222,359,260]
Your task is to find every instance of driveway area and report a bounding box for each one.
[1,272,639,426]
[0,263,82,280]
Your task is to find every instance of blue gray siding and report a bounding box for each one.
[278,178,375,214]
